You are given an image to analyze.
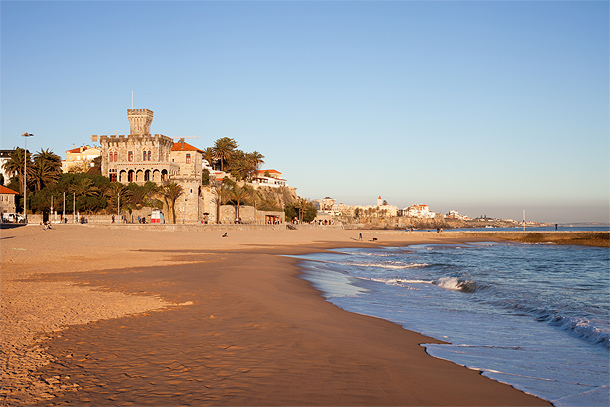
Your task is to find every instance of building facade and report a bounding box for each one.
[97,109,204,222]
[0,150,14,184]
[169,140,204,223]
[0,185,18,214]
[62,145,102,173]
[251,169,287,187]
[98,110,180,184]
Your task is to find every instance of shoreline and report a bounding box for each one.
[1,226,551,405]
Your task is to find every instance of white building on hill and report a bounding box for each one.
[251,169,287,188]
[404,204,436,219]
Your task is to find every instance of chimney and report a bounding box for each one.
[180,138,185,149]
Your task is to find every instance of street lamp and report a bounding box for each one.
[21,133,34,222]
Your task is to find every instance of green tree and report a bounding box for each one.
[68,176,98,214]
[1,148,31,194]
[213,137,238,172]
[228,150,266,181]
[6,176,20,194]
[202,147,216,170]
[227,150,250,181]
[209,179,227,224]
[201,169,210,186]
[249,151,264,168]
[33,149,62,171]
[30,151,62,192]
[87,155,102,175]
[105,182,131,214]
[285,198,317,223]
[161,182,184,224]
[127,182,147,211]
[223,180,254,222]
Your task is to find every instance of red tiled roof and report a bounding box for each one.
[67,146,97,154]
[0,185,18,194]
[171,142,204,153]
[254,169,281,174]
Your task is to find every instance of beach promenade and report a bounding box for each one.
[1,225,552,406]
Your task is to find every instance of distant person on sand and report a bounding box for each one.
[359,233,363,241]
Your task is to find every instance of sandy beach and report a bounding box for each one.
[1,224,551,406]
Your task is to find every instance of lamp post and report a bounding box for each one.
[21,133,34,222]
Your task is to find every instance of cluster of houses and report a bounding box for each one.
[314,196,472,221]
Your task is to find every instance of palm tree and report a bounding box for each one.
[105,182,130,213]
[224,181,253,222]
[213,137,238,172]
[67,176,101,215]
[29,159,60,192]
[1,148,30,194]
[33,149,62,172]
[160,182,183,224]
[248,151,265,171]
[296,197,309,223]
[209,179,226,224]
[202,147,216,170]
[227,150,249,180]
[128,184,148,210]
[70,177,99,197]
[30,149,62,192]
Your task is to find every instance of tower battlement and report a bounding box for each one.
[127,108,153,136]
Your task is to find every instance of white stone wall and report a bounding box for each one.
[0,193,16,213]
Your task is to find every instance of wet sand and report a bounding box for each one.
[1,225,550,406]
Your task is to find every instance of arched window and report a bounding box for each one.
[109,152,114,162]
[148,150,152,161]
[143,151,147,161]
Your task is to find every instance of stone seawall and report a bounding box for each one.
[86,224,288,232]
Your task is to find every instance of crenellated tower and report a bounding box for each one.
[127,109,154,136]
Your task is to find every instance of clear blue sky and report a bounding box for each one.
[1,1,608,223]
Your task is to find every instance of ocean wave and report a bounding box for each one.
[499,302,610,348]
[540,314,610,348]
[359,277,432,289]
[337,260,428,270]
[435,276,480,293]
[348,251,392,257]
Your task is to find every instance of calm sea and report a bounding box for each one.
[292,235,609,406]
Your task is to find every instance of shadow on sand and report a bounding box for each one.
[0,223,28,230]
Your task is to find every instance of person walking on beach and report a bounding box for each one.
[359,233,363,241]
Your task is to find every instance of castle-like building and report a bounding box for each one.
[98,109,182,184]
[95,109,204,222]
